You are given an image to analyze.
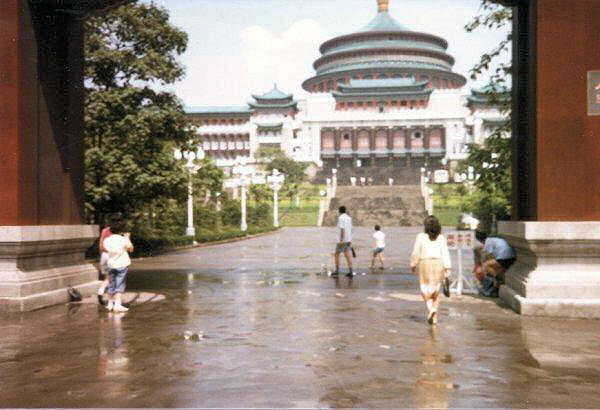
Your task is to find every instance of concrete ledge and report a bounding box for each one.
[0,225,98,242]
[500,285,600,318]
[498,221,600,318]
[0,280,100,312]
[0,225,99,312]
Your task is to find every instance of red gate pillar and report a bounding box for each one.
[0,1,98,311]
[499,0,600,317]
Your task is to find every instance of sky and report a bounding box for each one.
[152,0,511,107]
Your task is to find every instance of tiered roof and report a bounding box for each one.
[466,86,510,109]
[186,85,297,117]
[302,0,466,93]
[248,84,298,110]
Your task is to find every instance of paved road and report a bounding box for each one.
[1,227,599,408]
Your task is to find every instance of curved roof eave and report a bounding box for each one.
[313,47,456,71]
[251,93,293,101]
[333,89,433,97]
[338,79,429,91]
[302,69,467,91]
[247,101,298,109]
[319,30,448,55]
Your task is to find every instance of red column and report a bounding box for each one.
[0,2,86,225]
[533,0,600,220]
[0,0,22,224]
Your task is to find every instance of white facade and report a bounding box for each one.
[292,88,505,166]
[192,89,505,171]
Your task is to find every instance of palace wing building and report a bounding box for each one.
[186,0,506,184]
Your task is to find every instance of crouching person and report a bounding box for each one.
[481,236,516,297]
[103,222,134,312]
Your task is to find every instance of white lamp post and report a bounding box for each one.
[174,146,205,237]
[331,168,338,189]
[317,189,327,227]
[232,156,251,232]
[267,168,285,228]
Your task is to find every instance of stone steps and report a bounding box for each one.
[323,185,427,227]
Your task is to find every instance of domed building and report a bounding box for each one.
[302,0,466,95]
[294,0,505,184]
[187,0,506,184]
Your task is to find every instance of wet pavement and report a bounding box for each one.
[1,227,600,408]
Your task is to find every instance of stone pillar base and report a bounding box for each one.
[0,225,100,312]
[499,221,600,318]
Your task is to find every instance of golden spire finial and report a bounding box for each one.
[377,0,389,13]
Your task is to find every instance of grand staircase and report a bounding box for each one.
[322,185,427,227]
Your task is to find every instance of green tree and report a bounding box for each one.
[462,1,512,231]
[84,2,190,225]
[192,157,225,202]
[255,147,307,203]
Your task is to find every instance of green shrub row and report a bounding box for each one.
[195,226,277,243]
[86,226,278,259]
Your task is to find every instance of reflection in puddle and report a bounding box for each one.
[413,327,454,408]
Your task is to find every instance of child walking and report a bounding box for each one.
[371,224,385,272]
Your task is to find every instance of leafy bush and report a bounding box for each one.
[86,230,193,259]
[247,202,272,227]
[220,199,241,227]
[131,233,192,256]
[194,204,219,229]
[462,189,510,233]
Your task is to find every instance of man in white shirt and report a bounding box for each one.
[334,206,353,277]
[103,224,134,312]
[371,224,385,272]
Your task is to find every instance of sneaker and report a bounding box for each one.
[331,271,339,277]
[345,271,354,278]
[97,295,106,306]
[105,302,114,311]
[113,304,129,312]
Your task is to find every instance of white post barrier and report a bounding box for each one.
[447,230,477,295]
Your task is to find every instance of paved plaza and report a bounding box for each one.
[1,227,600,408]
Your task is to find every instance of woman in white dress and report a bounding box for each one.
[410,216,451,324]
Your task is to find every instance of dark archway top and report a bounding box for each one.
[29,0,131,15]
